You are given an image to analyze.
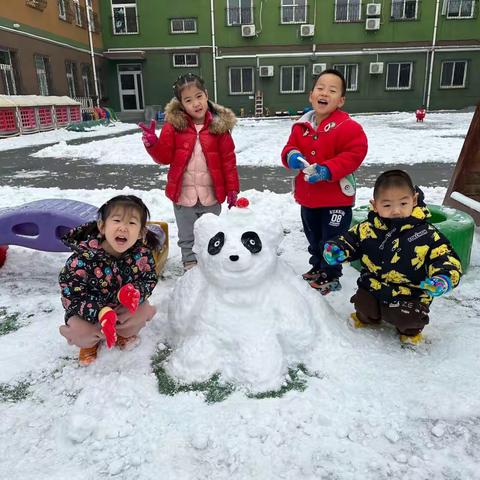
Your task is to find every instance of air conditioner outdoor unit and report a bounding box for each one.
[365,17,381,30]
[259,65,274,77]
[312,63,327,75]
[300,24,315,37]
[366,3,381,16]
[241,24,256,37]
[369,62,384,74]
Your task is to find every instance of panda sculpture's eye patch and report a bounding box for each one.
[208,232,225,255]
[241,231,262,254]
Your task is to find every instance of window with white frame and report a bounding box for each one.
[391,0,418,20]
[229,67,254,94]
[335,0,361,22]
[65,61,77,97]
[440,60,467,88]
[173,53,199,67]
[170,18,197,33]
[0,49,17,95]
[446,0,475,18]
[73,0,83,26]
[227,0,253,25]
[333,64,358,91]
[281,0,307,24]
[35,55,49,96]
[112,0,138,34]
[58,0,67,20]
[386,62,413,90]
[280,65,305,93]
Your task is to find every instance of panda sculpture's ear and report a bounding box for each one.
[193,213,224,254]
[259,217,284,249]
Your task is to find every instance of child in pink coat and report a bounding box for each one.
[140,73,240,271]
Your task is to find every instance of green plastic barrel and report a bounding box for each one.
[349,204,475,273]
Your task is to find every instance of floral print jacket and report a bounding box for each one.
[59,222,158,324]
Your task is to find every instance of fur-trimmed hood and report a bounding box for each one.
[164,97,236,134]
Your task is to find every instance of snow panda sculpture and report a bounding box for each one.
[165,207,317,393]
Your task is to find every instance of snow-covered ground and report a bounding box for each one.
[0,121,138,152]
[1,111,479,479]
[23,110,474,167]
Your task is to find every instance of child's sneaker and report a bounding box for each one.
[348,312,381,329]
[349,312,368,329]
[302,267,325,281]
[116,334,141,351]
[400,333,424,346]
[79,344,99,366]
[310,274,342,295]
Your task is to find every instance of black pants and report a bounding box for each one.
[301,205,352,278]
[351,288,430,336]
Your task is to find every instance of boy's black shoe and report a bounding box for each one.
[302,267,325,281]
[309,271,342,295]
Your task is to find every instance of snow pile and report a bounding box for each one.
[24,111,474,166]
[165,207,319,393]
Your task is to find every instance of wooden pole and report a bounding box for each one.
[443,103,480,225]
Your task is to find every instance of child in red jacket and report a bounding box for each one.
[140,73,240,271]
[416,106,426,122]
[281,69,368,294]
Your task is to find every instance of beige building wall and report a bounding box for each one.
[0,0,103,49]
[0,0,104,97]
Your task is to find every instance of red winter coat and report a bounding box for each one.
[416,108,426,121]
[281,109,368,208]
[146,98,239,204]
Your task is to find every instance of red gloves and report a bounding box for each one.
[98,284,139,349]
[227,191,238,209]
[138,120,158,147]
[118,284,140,314]
[99,307,117,349]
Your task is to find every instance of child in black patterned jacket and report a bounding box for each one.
[323,170,462,346]
[59,195,159,365]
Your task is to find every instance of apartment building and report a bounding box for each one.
[0,0,103,101]
[1,1,478,117]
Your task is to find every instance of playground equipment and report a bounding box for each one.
[0,95,81,136]
[350,204,475,272]
[443,104,480,225]
[0,199,168,274]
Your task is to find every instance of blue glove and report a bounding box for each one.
[419,275,451,297]
[303,164,331,183]
[323,243,346,265]
[287,152,309,169]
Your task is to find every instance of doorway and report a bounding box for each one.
[117,64,144,111]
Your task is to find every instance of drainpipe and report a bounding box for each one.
[426,0,441,111]
[210,0,218,102]
[85,0,100,106]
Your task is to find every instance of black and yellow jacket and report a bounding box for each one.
[329,191,462,305]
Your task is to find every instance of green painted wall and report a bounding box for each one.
[430,51,480,110]
[99,0,480,115]
[100,0,211,47]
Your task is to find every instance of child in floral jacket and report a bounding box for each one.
[59,195,159,365]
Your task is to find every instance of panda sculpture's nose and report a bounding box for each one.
[229,255,239,262]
